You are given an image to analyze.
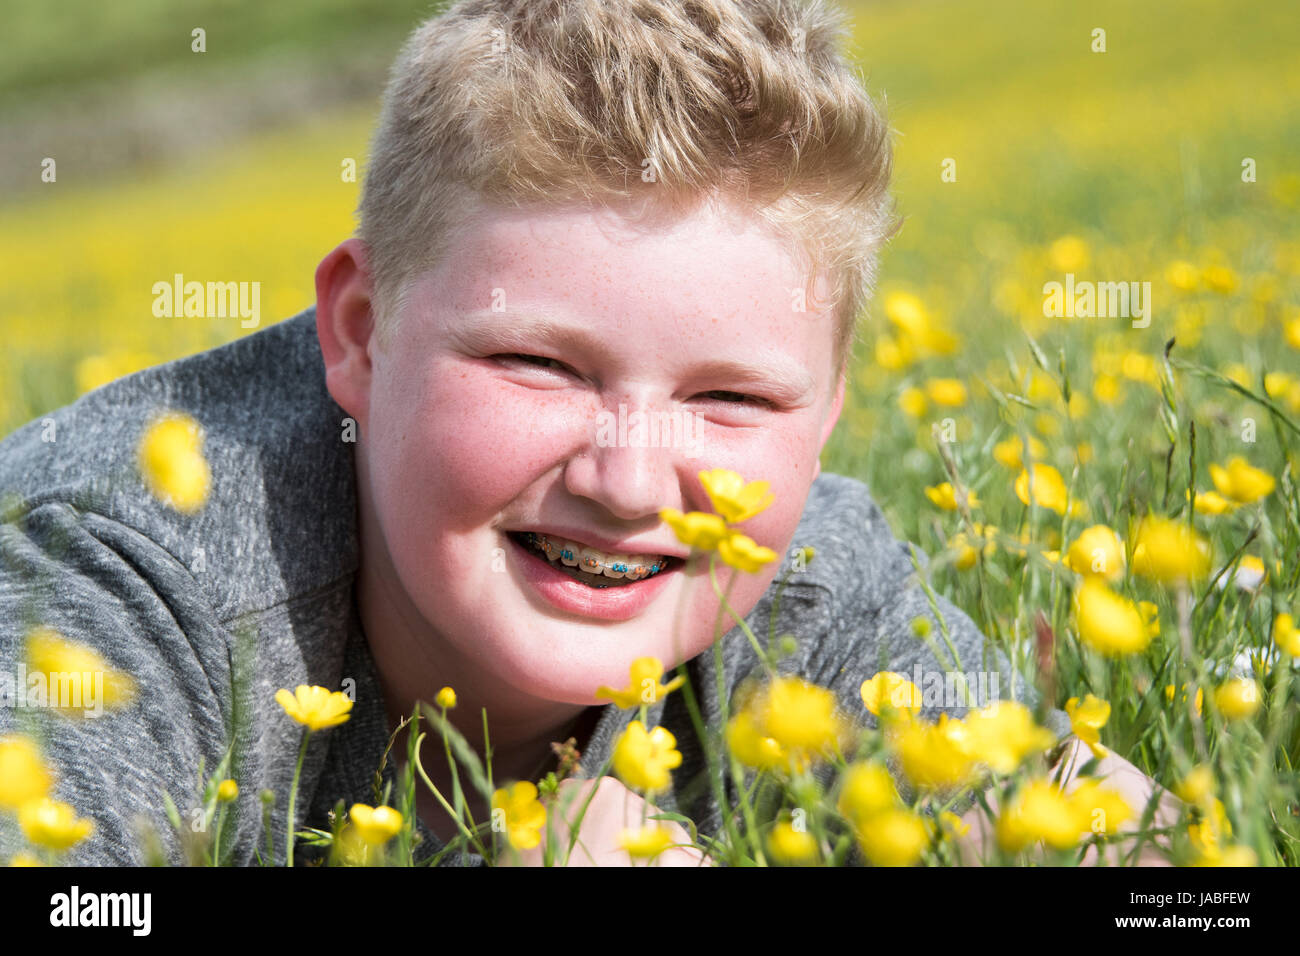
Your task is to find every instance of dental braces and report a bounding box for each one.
[521,531,668,579]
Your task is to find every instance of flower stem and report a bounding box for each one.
[708,554,775,676]
[411,733,487,856]
[285,729,311,867]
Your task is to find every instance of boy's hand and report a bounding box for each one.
[500,776,713,867]
[953,736,1184,866]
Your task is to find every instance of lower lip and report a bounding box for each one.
[506,534,678,622]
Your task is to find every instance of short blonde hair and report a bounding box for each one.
[358,0,897,374]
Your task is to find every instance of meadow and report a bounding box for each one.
[2,0,1298,866]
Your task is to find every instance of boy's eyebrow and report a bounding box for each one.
[450,308,818,404]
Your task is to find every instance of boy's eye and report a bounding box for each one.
[496,353,574,374]
[696,390,775,409]
[495,357,773,409]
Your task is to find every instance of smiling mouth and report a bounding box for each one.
[506,531,681,589]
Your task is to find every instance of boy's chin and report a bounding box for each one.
[483,631,707,707]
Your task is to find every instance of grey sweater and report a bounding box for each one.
[0,307,1070,866]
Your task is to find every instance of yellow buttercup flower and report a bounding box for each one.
[859,672,922,722]
[875,335,913,371]
[332,824,372,866]
[1274,613,1300,657]
[1074,579,1155,656]
[274,685,353,731]
[892,713,978,792]
[925,378,968,408]
[137,410,211,513]
[24,626,138,712]
[1014,464,1083,517]
[8,853,45,867]
[1065,694,1111,759]
[1064,526,1124,581]
[949,523,997,570]
[766,821,818,864]
[1048,235,1090,272]
[612,721,682,794]
[725,709,788,772]
[1208,457,1275,504]
[1201,265,1238,294]
[18,798,94,852]
[1066,778,1133,836]
[1120,351,1160,384]
[0,735,53,810]
[995,779,1083,852]
[837,762,899,824]
[434,686,457,710]
[1286,315,1300,350]
[491,781,547,851]
[1222,362,1252,388]
[348,804,404,846]
[751,676,846,759]
[716,532,778,573]
[898,387,927,418]
[1188,798,1232,856]
[993,435,1047,470]
[1264,371,1295,401]
[885,291,929,336]
[855,808,929,867]
[596,657,686,709]
[963,701,1057,775]
[1166,260,1199,291]
[659,508,730,551]
[1175,765,1214,807]
[216,779,239,802]
[619,824,677,860]
[1212,678,1260,721]
[1131,516,1210,585]
[697,469,774,524]
[924,482,978,511]
[1188,489,1237,516]
[1093,374,1121,404]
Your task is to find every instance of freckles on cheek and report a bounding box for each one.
[413,371,600,504]
[738,424,818,494]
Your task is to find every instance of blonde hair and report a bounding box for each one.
[358,0,897,374]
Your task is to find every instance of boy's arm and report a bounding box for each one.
[0,500,253,864]
[952,737,1184,866]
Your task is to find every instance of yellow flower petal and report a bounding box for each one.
[18,798,94,852]
[275,685,353,731]
[0,735,53,810]
[137,411,211,513]
[697,469,774,524]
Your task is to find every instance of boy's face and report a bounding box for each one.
[351,196,845,707]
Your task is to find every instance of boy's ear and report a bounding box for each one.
[315,238,376,427]
[813,370,847,481]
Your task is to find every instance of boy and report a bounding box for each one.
[0,0,1177,866]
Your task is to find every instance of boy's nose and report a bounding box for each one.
[562,405,689,522]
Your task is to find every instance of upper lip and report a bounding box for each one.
[508,526,687,560]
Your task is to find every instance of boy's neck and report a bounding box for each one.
[387,691,605,848]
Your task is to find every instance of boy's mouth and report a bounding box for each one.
[506,531,680,589]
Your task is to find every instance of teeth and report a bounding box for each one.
[522,533,668,580]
